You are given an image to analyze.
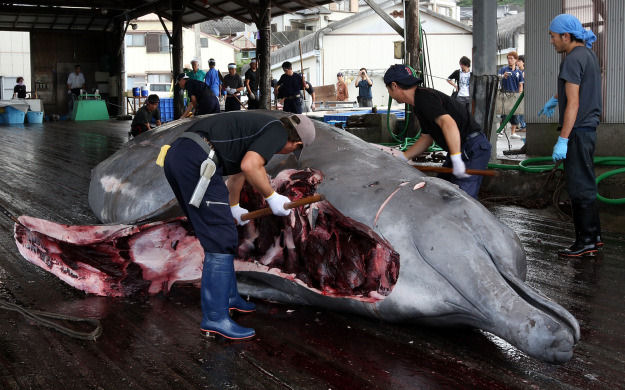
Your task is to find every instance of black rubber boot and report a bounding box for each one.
[593,202,603,248]
[558,203,598,257]
[229,261,256,313]
[200,253,255,340]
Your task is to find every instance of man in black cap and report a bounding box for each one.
[275,61,304,114]
[161,112,316,340]
[176,73,220,117]
[384,64,491,199]
[245,59,260,109]
[222,63,244,111]
[130,94,161,137]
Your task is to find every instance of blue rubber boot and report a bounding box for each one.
[200,253,255,340]
[229,261,256,313]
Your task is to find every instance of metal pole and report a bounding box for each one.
[172,5,184,119]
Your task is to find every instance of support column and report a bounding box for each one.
[404,0,420,71]
[118,21,126,116]
[172,6,184,119]
[472,0,498,160]
[256,0,271,110]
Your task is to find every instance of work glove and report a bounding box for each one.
[230,204,249,226]
[552,136,569,161]
[390,149,408,162]
[450,153,471,179]
[248,91,255,100]
[538,96,558,118]
[265,192,291,217]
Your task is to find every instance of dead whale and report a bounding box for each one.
[18,111,579,363]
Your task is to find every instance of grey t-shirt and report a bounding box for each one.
[557,46,601,128]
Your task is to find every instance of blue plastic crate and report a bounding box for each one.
[4,106,25,124]
[323,110,369,123]
[26,111,44,123]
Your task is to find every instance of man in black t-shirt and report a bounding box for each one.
[222,63,244,111]
[130,94,161,137]
[176,73,219,117]
[162,111,315,340]
[383,64,491,199]
[275,61,304,114]
[13,77,27,99]
[245,59,260,109]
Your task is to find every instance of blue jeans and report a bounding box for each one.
[440,133,491,199]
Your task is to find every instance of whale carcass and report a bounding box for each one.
[14,111,580,363]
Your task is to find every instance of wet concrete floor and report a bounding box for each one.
[0,120,623,389]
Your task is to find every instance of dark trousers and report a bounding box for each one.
[247,98,260,109]
[225,96,241,112]
[564,128,597,204]
[440,132,491,199]
[455,96,471,114]
[196,95,220,115]
[283,98,302,114]
[163,138,238,254]
[358,97,372,107]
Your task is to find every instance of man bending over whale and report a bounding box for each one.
[384,65,491,198]
[161,111,315,340]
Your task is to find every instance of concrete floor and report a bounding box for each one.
[0,119,623,389]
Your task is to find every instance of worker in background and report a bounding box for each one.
[204,58,223,98]
[355,68,373,107]
[275,61,304,114]
[384,64,491,199]
[301,80,316,112]
[222,63,244,112]
[538,14,602,257]
[130,94,161,138]
[12,77,27,99]
[67,64,85,113]
[162,111,316,339]
[176,73,220,117]
[245,59,260,109]
[336,72,348,101]
[186,58,206,81]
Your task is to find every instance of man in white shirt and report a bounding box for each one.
[446,56,472,114]
[67,64,86,113]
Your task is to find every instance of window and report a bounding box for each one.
[148,74,171,83]
[127,76,146,90]
[125,34,145,47]
[146,33,170,53]
[159,34,170,53]
[271,23,277,32]
[150,84,170,92]
[241,50,256,59]
[200,37,208,48]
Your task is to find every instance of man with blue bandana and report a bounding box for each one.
[540,14,602,257]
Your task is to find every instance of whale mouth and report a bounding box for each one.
[235,168,400,302]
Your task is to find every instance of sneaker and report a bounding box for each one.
[510,134,521,139]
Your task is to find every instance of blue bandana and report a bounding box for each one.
[549,14,597,49]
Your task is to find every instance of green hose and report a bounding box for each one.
[488,156,625,204]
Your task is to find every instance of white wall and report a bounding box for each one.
[0,31,32,94]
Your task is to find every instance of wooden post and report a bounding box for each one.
[405,0,420,72]
[256,0,271,110]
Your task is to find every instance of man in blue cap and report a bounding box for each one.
[538,14,602,257]
[384,64,491,199]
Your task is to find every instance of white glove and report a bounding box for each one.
[392,149,408,162]
[230,204,249,226]
[450,153,471,179]
[248,91,255,100]
[265,192,291,217]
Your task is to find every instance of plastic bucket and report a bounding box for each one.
[5,106,25,124]
[132,87,141,97]
[27,111,44,124]
[141,87,149,97]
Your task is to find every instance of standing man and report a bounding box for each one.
[336,72,348,101]
[222,63,244,111]
[539,14,602,257]
[67,64,86,113]
[245,59,260,109]
[176,73,220,117]
[498,51,524,139]
[130,94,161,138]
[275,61,304,114]
[186,58,206,81]
[355,68,373,107]
[301,81,316,112]
[384,64,491,199]
[204,58,223,98]
[162,112,316,339]
[446,56,472,114]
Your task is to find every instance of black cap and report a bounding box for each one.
[383,64,422,86]
[176,73,189,82]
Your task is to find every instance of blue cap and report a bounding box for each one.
[383,64,422,86]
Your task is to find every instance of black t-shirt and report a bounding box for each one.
[245,69,259,93]
[131,105,160,126]
[276,73,304,98]
[185,78,214,102]
[13,84,26,98]
[223,74,243,91]
[187,111,288,175]
[412,87,481,151]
